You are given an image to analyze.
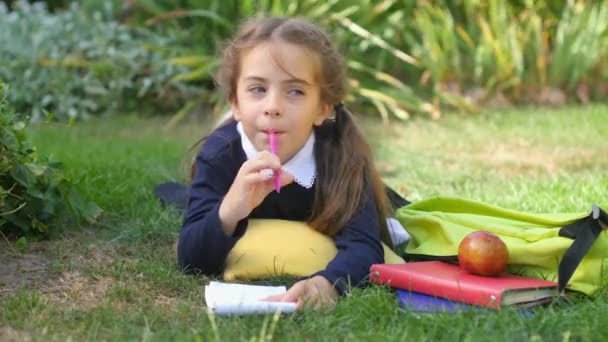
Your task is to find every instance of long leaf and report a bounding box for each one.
[169,55,214,68]
[331,13,418,66]
[356,87,409,120]
[347,60,411,91]
[369,98,390,125]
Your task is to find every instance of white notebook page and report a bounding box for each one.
[204,281,297,315]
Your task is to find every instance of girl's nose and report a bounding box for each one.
[263,91,281,117]
[264,110,281,117]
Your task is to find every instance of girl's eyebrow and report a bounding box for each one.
[243,76,312,86]
[284,78,312,86]
[243,76,266,83]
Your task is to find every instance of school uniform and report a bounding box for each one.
[177,120,409,294]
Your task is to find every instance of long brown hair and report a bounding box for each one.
[210,17,392,246]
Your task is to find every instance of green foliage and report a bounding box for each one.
[3,0,608,123]
[114,0,608,122]
[0,1,183,122]
[549,1,608,90]
[408,0,608,104]
[120,0,435,122]
[0,83,101,238]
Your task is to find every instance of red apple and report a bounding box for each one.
[458,231,508,276]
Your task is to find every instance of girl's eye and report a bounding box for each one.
[249,86,266,94]
[288,89,304,96]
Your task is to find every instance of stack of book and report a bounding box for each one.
[370,261,560,312]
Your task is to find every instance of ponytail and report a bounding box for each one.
[309,104,392,247]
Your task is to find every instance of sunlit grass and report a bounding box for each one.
[1,105,607,340]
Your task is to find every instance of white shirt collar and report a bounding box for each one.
[236,122,316,188]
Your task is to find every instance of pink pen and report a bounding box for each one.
[268,130,281,193]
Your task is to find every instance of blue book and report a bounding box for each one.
[396,289,479,313]
[396,290,534,317]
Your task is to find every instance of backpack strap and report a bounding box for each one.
[558,205,608,293]
[385,186,410,208]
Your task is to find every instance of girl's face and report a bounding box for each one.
[231,40,332,163]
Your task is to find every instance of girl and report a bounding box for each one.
[178,17,408,310]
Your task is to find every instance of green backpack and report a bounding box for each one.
[396,197,608,295]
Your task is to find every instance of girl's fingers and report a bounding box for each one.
[281,292,301,303]
[295,297,304,311]
[262,293,304,313]
[263,279,337,311]
[281,282,306,304]
[242,168,292,189]
[260,294,284,302]
[312,294,335,310]
[260,286,301,303]
[243,171,274,185]
[240,152,281,174]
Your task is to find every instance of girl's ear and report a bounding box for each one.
[314,103,332,126]
[230,98,241,121]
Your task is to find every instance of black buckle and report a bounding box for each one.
[592,205,608,230]
[557,204,607,293]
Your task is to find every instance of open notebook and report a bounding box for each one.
[204,281,297,315]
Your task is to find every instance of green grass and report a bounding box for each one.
[1,105,608,341]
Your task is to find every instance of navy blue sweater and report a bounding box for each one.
[177,121,384,293]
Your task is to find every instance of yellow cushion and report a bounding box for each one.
[223,219,404,281]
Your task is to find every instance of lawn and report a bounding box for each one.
[1,104,608,341]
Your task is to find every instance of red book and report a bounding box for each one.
[370,261,559,309]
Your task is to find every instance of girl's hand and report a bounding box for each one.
[219,151,293,234]
[263,276,339,311]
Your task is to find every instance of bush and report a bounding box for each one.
[116,0,608,120]
[0,83,100,238]
[4,1,606,122]
[0,1,186,122]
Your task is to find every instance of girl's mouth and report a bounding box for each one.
[263,130,285,141]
